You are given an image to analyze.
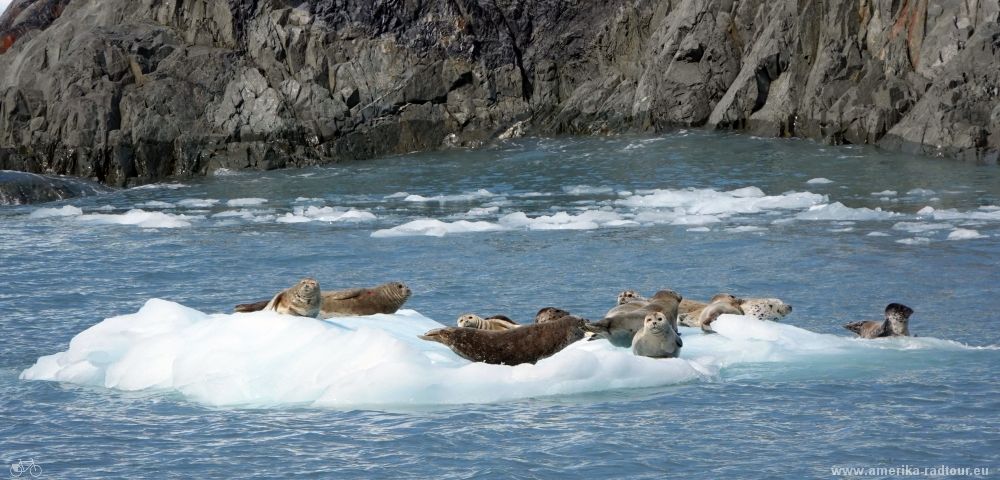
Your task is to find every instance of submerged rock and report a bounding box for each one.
[0,169,112,205]
[0,0,997,186]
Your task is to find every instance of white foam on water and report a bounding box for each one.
[795,202,898,221]
[867,232,890,237]
[371,219,507,237]
[498,210,635,230]
[464,206,500,217]
[907,188,936,196]
[616,187,826,215]
[947,229,986,240]
[28,205,83,218]
[726,226,767,233]
[384,192,410,199]
[562,185,615,195]
[73,209,202,229]
[403,189,495,203]
[135,201,174,209]
[892,222,953,233]
[227,198,268,207]
[131,182,189,190]
[806,178,834,184]
[177,198,220,208]
[896,237,931,245]
[275,206,377,224]
[21,303,991,409]
[871,190,897,196]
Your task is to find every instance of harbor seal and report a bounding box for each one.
[678,293,743,326]
[419,314,590,365]
[534,307,570,324]
[631,312,683,358]
[696,301,744,333]
[844,303,914,338]
[740,298,792,322]
[586,289,683,348]
[457,314,519,331]
[616,290,647,306]
[235,281,412,318]
[257,278,321,318]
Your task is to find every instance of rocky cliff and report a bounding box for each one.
[1,0,998,188]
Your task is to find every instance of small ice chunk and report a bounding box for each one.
[806,178,834,184]
[946,229,986,241]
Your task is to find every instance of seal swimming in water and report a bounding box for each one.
[235,281,412,318]
[844,303,914,338]
[456,314,519,331]
[678,293,743,326]
[631,312,683,358]
[419,314,590,365]
[586,289,683,348]
[740,298,792,322]
[257,278,321,318]
[696,301,744,333]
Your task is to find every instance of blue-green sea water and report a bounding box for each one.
[2,132,999,478]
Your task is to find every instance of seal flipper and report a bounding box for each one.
[234,299,270,313]
[582,320,610,341]
[323,287,366,301]
[843,321,865,335]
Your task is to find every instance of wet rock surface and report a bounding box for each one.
[0,169,111,204]
[0,0,997,188]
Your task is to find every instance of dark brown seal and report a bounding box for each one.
[419,315,590,365]
[587,289,683,348]
[534,307,570,324]
[844,303,914,338]
[235,281,412,318]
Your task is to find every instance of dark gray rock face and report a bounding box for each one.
[0,0,997,188]
[0,169,111,204]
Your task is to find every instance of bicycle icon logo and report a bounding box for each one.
[9,459,41,478]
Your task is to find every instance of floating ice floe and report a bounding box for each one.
[28,205,83,218]
[403,189,495,203]
[946,229,986,241]
[795,202,898,221]
[177,198,220,208]
[227,198,268,207]
[562,185,615,195]
[276,206,376,224]
[806,178,834,184]
[20,301,993,409]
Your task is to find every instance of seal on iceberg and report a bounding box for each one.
[586,289,682,348]
[740,298,793,322]
[457,314,519,331]
[534,307,571,324]
[696,301,744,333]
[419,314,590,365]
[631,311,682,358]
[843,303,914,338]
[235,281,412,318]
[255,277,321,318]
[678,293,743,327]
[616,289,647,306]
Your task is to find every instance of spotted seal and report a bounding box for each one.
[586,289,683,348]
[844,303,914,338]
[419,314,590,365]
[256,277,321,318]
[235,281,412,318]
[456,314,519,331]
[616,290,647,306]
[740,298,793,322]
[631,312,683,358]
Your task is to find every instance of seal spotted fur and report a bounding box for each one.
[586,290,683,348]
[631,312,682,358]
[258,278,321,318]
[419,315,590,365]
[457,314,519,331]
[844,303,914,338]
[235,281,412,318]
